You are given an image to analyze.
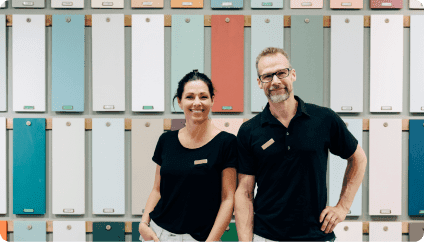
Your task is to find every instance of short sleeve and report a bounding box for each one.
[328,110,359,159]
[237,125,256,175]
[221,133,238,171]
[152,132,166,166]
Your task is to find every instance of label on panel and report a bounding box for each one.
[330,15,363,113]
[329,119,362,216]
[0,221,6,241]
[52,118,85,215]
[211,0,243,8]
[12,15,46,112]
[330,0,362,8]
[409,223,424,241]
[131,0,163,7]
[333,222,363,241]
[211,15,244,113]
[251,0,283,8]
[52,0,83,8]
[369,222,402,241]
[370,0,402,8]
[132,119,163,214]
[132,15,164,112]
[93,222,125,241]
[291,16,323,105]
[251,15,284,112]
[171,0,203,8]
[14,221,46,241]
[211,119,243,136]
[291,0,323,8]
[369,119,402,215]
[13,118,46,215]
[92,118,125,214]
[12,0,45,8]
[0,118,5,214]
[370,15,403,112]
[0,15,5,111]
[52,15,85,112]
[91,0,123,8]
[53,221,86,241]
[410,16,424,112]
[408,120,424,215]
[92,14,125,111]
[171,15,204,112]
[221,222,238,241]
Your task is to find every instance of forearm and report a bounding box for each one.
[235,189,254,242]
[206,198,234,241]
[140,189,161,223]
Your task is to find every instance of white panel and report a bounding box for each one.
[370,15,403,113]
[329,119,362,216]
[132,15,165,112]
[0,118,5,214]
[330,15,363,113]
[91,0,124,8]
[52,221,86,241]
[92,14,125,111]
[12,15,46,112]
[0,15,5,111]
[410,15,424,113]
[92,118,125,215]
[0,1,5,7]
[51,0,84,8]
[131,119,163,214]
[369,222,402,241]
[369,119,402,215]
[333,222,363,241]
[211,119,244,136]
[52,118,85,215]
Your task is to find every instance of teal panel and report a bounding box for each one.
[14,221,46,241]
[93,222,125,241]
[251,0,283,8]
[132,222,141,242]
[290,16,323,106]
[52,15,85,112]
[211,0,243,8]
[13,118,46,215]
[251,15,284,112]
[409,120,424,215]
[221,222,238,241]
[171,15,204,113]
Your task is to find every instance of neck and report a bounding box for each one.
[269,95,297,120]
[184,118,212,140]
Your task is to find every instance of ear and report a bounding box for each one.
[177,97,182,109]
[291,69,296,82]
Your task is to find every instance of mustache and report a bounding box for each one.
[268,86,287,91]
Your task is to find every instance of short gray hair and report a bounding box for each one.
[256,47,292,77]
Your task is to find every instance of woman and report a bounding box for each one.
[139,70,237,242]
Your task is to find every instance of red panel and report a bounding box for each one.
[0,221,7,241]
[370,0,402,8]
[211,15,244,113]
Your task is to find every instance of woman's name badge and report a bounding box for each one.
[194,159,208,165]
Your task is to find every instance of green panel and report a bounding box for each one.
[221,222,238,241]
[290,16,323,106]
[132,222,141,242]
[93,222,125,241]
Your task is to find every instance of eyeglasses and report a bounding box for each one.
[259,68,292,83]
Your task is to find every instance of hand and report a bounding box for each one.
[319,205,349,234]
[139,222,160,242]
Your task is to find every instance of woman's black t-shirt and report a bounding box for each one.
[149,130,238,241]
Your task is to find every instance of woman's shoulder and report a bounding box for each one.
[215,131,237,144]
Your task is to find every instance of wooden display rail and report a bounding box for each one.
[2,221,417,234]
[4,15,411,28]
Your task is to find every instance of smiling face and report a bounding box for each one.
[178,80,214,123]
[257,53,296,103]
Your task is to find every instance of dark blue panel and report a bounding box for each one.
[13,118,46,215]
[409,119,424,216]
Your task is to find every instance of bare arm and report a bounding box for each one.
[234,174,255,242]
[206,168,237,242]
[139,165,162,241]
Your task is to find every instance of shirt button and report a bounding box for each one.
[288,146,290,150]
[287,132,289,135]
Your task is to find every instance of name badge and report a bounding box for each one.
[194,159,207,165]
[261,138,275,150]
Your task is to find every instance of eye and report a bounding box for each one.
[186,96,193,99]
[201,96,208,99]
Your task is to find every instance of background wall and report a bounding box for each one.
[0,0,422,240]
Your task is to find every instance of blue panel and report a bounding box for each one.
[171,15,204,113]
[409,119,424,216]
[13,118,46,215]
[14,221,46,241]
[211,0,243,8]
[52,15,85,112]
[251,0,283,8]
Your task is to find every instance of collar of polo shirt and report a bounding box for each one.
[260,95,311,127]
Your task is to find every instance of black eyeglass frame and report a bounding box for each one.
[259,68,292,83]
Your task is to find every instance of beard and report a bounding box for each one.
[267,87,290,103]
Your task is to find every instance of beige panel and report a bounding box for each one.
[211,118,244,136]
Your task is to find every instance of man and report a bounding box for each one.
[235,47,367,242]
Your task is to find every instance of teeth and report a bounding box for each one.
[192,110,202,113]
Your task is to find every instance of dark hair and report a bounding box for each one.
[172,70,216,110]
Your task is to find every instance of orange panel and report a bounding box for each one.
[211,15,244,113]
[330,0,362,8]
[0,221,7,241]
[171,0,203,8]
[131,0,163,8]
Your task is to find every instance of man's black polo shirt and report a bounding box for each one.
[237,95,358,241]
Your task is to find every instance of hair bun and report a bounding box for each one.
[193,69,198,73]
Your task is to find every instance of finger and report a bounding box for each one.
[325,216,338,233]
[328,218,339,234]
[321,212,334,231]
[319,208,329,223]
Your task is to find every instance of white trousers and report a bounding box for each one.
[252,233,337,242]
[140,220,198,242]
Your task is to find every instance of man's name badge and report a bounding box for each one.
[194,159,208,165]
[261,138,275,150]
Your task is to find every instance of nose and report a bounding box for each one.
[271,74,282,85]
[193,96,201,105]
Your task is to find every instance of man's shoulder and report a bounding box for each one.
[303,102,338,119]
[239,113,262,134]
